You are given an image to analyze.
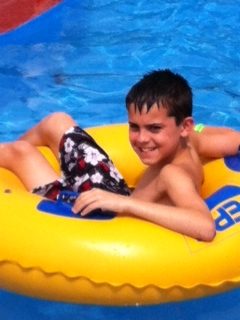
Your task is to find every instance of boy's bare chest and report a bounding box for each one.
[132,168,168,203]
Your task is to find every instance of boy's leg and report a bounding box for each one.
[0,140,59,191]
[19,112,77,158]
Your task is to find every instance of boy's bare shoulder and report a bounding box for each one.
[159,160,202,193]
[159,163,193,184]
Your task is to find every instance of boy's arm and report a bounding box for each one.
[153,165,215,240]
[128,165,215,241]
[72,166,216,242]
[191,126,240,160]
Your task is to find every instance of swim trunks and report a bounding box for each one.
[32,126,130,200]
[194,123,205,133]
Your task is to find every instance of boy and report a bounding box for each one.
[72,70,240,241]
[73,69,215,241]
[0,70,239,241]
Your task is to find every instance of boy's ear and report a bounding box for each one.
[180,117,194,137]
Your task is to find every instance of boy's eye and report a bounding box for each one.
[148,125,162,133]
[129,124,139,132]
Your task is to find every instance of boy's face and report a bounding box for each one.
[128,103,191,166]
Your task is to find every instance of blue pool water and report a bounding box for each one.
[0,0,240,142]
[1,288,240,320]
[0,0,240,319]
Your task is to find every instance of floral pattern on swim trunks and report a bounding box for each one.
[32,126,130,200]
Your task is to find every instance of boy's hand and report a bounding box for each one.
[72,188,128,216]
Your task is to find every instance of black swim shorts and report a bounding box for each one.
[32,126,130,200]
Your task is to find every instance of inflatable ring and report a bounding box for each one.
[0,124,240,306]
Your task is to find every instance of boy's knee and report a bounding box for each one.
[44,112,75,127]
[41,112,76,138]
[10,140,34,156]
[0,141,34,167]
[37,112,77,150]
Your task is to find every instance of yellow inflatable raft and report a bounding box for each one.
[0,124,240,306]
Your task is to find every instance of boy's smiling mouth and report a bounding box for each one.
[139,146,156,152]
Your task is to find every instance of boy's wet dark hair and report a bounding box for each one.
[126,69,192,125]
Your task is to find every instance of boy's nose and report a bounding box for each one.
[136,130,149,143]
